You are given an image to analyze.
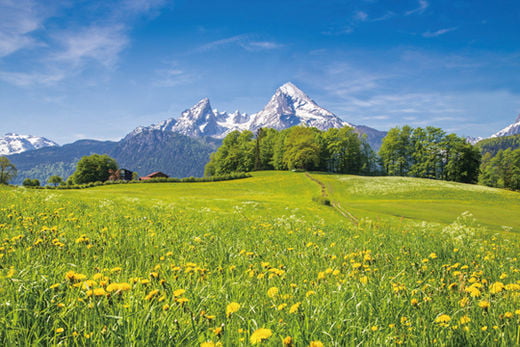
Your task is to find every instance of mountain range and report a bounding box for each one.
[3,82,520,184]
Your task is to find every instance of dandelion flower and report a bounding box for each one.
[250,328,272,344]
[478,300,490,310]
[267,287,279,298]
[309,341,324,347]
[226,302,240,317]
[289,302,301,314]
[434,314,451,324]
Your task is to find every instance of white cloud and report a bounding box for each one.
[422,27,457,38]
[0,0,51,57]
[0,70,66,86]
[197,35,284,52]
[405,0,429,16]
[355,11,368,21]
[51,25,129,67]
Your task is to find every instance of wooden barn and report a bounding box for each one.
[140,171,169,180]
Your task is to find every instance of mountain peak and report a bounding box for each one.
[0,133,59,155]
[276,82,313,101]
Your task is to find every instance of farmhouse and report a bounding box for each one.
[140,171,169,180]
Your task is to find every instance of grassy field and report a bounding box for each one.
[1,171,519,345]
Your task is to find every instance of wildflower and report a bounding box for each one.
[459,315,471,324]
[504,311,513,319]
[371,326,378,331]
[226,302,240,317]
[250,328,272,344]
[489,282,504,294]
[309,341,324,347]
[434,314,451,324]
[410,298,419,307]
[267,287,279,298]
[55,328,64,333]
[283,336,293,346]
[144,289,159,301]
[479,300,490,310]
[459,297,470,307]
[277,303,287,311]
[289,302,301,314]
[162,304,170,311]
[306,290,316,297]
[359,276,368,284]
[86,288,107,297]
[429,252,437,259]
[173,289,186,297]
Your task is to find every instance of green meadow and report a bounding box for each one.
[1,171,519,345]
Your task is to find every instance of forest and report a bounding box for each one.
[205,125,482,185]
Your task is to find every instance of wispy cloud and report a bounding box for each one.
[423,27,457,38]
[153,61,199,87]
[51,25,129,67]
[0,70,66,86]
[0,0,168,87]
[405,0,429,16]
[196,35,284,52]
[0,0,52,57]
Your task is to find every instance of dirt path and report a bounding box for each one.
[304,172,359,224]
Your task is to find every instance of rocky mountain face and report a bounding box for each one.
[491,114,520,138]
[0,133,58,155]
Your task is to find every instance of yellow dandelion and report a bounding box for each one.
[309,341,324,347]
[226,302,241,317]
[289,302,301,314]
[459,315,471,324]
[144,289,159,301]
[489,282,504,294]
[478,300,490,310]
[55,328,64,333]
[434,314,451,324]
[250,328,272,344]
[173,289,186,297]
[267,287,279,298]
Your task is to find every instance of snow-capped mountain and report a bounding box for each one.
[249,82,352,131]
[131,82,355,140]
[465,136,483,145]
[491,114,520,138]
[0,133,58,155]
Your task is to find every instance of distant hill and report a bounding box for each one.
[8,140,117,185]
[7,132,219,185]
[476,134,520,156]
[112,130,219,178]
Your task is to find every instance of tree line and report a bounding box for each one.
[205,125,483,185]
[204,126,379,176]
[379,126,481,183]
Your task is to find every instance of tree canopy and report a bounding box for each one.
[69,154,118,184]
[379,126,481,183]
[205,126,378,176]
[0,156,17,185]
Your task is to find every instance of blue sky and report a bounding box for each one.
[0,0,519,144]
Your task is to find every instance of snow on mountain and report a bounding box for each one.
[249,82,352,131]
[491,114,520,138]
[129,82,357,140]
[465,136,483,145]
[0,133,59,155]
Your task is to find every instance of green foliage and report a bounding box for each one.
[206,126,378,176]
[0,156,17,185]
[22,178,40,187]
[479,148,520,190]
[477,134,520,156]
[379,126,481,183]
[70,154,118,184]
[47,175,63,187]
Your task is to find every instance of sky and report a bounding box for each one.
[0,0,519,144]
